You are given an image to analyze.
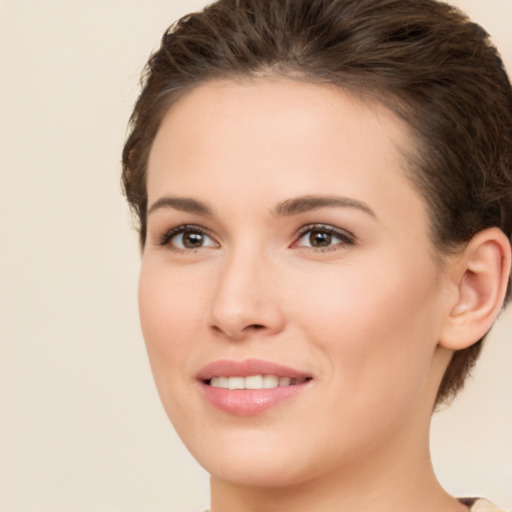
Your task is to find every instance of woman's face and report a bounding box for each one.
[139,79,453,487]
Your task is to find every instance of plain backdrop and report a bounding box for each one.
[1,1,511,511]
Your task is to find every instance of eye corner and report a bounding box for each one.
[293,223,356,252]
[153,224,220,252]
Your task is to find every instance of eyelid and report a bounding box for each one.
[292,223,356,250]
[154,223,219,249]
[152,222,355,252]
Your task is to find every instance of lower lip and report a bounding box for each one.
[199,381,311,416]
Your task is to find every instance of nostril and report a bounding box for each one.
[209,323,266,337]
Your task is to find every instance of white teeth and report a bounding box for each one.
[210,377,221,388]
[245,375,263,389]
[262,375,279,388]
[278,376,291,386]
[228,376,244,390]
[218,376,229,388]
[209,375,301,389]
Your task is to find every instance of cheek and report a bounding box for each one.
[138,260,205,377]
[138,259,213,429]
[290,259,441,398]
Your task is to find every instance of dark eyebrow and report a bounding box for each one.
[272,194,377,219]
[147,196,213,216]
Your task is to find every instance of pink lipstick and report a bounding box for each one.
[197,359,313,416]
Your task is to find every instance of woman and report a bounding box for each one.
[122,0,512,511]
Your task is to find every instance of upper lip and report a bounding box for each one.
[197,358,312,381]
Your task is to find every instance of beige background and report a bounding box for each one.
[1,1,511,511]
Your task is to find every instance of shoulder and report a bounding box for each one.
[459,498,509,512]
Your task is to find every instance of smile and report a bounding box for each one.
[198,359,313,415]
[208,375,309,389]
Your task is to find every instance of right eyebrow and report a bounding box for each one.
[147,196,213,216]
[272,194,377,219]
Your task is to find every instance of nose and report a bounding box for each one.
[208,249,285,341]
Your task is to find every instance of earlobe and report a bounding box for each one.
[440,228,511,350]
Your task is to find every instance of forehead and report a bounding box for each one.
[147,78,424,224]
[149,78,413,167]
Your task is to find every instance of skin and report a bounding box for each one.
[139,78,471,512]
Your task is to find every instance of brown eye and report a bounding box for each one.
[173,229,215,249]
[182,231,206,248]
[295,225,355,251]
[158,225,217,250]
[309,230,332,247]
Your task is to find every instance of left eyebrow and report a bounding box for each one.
[147,196,213,216]
[272,194,377,219]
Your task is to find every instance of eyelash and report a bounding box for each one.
[294,224,356,252]
[154,223,356,252]
[155,224,216,250]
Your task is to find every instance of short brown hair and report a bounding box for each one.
[122,0,512,405]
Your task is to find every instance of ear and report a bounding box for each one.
[440,228,511,350]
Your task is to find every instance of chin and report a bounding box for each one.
[201,451,316,489]
[178,423,321,488]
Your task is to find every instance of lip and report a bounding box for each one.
[197,358,312,380]
[197,358,313,416]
